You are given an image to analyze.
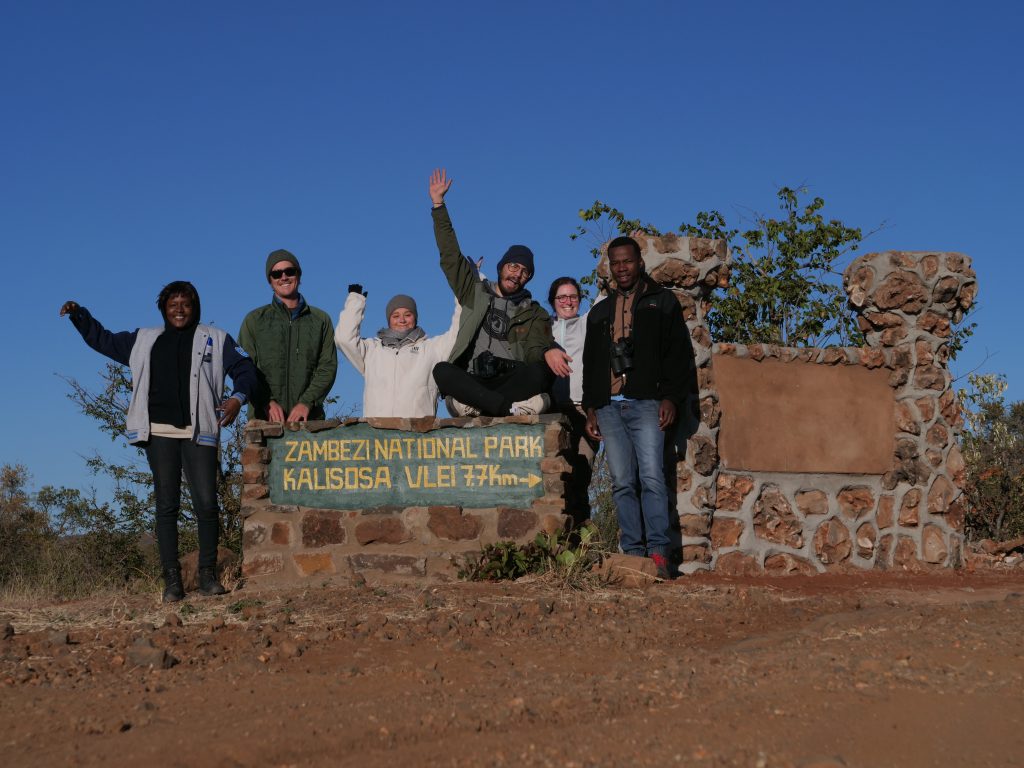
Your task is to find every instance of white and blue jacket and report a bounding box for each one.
[70,307,257,447]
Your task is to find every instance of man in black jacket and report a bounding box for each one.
[582,236,694,579]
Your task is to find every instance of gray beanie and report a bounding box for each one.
[385,294,418,323]
[265,249,301,280]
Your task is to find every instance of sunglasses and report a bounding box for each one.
[270,267,298,279]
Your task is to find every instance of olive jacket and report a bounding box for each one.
[431,204,553,367]
[238,297,338,419]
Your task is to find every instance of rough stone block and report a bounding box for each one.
[242,446,270,465]
[764,553,817,575]
[838,487,875,520]
[714,551,759,576]
[243,521,267,548]
[876,495,895,528]
[795,489,830,517]
[753,484,802,548]
[926,423,949,447]
[302,510,347,547]
[242,485,269,501]
[874,533,894,569]
[497,508,539,539]
[856,523,877,558]
[914,364,946,390]
[916,396,936,422]
[271,522,292,546]
[895,400,920,435]
[710,517,744,548]
[688,435,718,476]
[716,473,754,511]
[917,310,951,338]
[922,525,948,564]
[682,544,711,564]
[294,552,335,576]
[945,500,966,532]
[540,456,571,474]
[874,270,928,312]
[428,507,482,541]
[899,489,921,526]
[242,552,283,577]
[679,513,711,537]
[813,519,852,566]
[355,518,411,545]
[927,475,955,514]
[676,464,693,494]
[893,536,920,570]
[349,554,426,576]
[242,468,267,485]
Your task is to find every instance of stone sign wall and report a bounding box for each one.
[605,235,976,576]
[241,416,572,584]
[240,236,975,583]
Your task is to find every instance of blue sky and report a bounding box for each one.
[3,1,1021,498]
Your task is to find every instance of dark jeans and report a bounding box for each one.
[433,361,553,416]
[145,436,221,570]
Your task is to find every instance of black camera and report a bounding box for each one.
[610,337,634,377]
[473,350,502,379]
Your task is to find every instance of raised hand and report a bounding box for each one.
[348,284,367,297]
[59,300,80,317]
[429,168,452,206]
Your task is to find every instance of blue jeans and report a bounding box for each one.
[596,399,670,557]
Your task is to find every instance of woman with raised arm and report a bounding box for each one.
[335,285,461,417]
[60,281,257,603]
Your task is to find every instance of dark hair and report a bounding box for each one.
[607,235,642,260]
[156,280,201,323]
[547,276,581,309]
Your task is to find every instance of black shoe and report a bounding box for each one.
[197,566,227,596]
[162,566,185,603]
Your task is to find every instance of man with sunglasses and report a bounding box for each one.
[238,249,338,422]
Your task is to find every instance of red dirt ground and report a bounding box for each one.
[3,571,1024,767]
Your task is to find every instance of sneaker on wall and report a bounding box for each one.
[444,395,480,418]
[509,393,550,416]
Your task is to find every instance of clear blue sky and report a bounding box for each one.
[3,1,1021,498]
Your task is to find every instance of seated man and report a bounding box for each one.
[427,168,570,417]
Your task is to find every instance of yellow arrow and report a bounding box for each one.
[525,473,541,488]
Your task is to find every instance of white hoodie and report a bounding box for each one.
[335,293,460,417]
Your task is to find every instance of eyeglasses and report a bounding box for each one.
[554,294,579,303]
[270,267,298,279]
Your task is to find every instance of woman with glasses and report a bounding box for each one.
[547,276,601,523]
[60,282,257,603]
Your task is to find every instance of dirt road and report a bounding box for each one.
[3,572,1024,767]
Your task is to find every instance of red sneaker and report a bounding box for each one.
[650,553,672,580]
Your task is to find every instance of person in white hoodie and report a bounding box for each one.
[548,276,600,523]
[335,285,460,417]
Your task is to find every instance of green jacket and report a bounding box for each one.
[238,298,338,420]
[432,205,553,366]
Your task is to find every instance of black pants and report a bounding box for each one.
[144,436,220,570]
[433,361,553,416]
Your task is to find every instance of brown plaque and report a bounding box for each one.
[714,356,895,474]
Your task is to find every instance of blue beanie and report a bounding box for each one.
[497,245,534,278]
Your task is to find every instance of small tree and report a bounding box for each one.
[958,373,1024,541]
[573,186,867,347]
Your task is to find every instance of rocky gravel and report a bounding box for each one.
[2,571,1024,767]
